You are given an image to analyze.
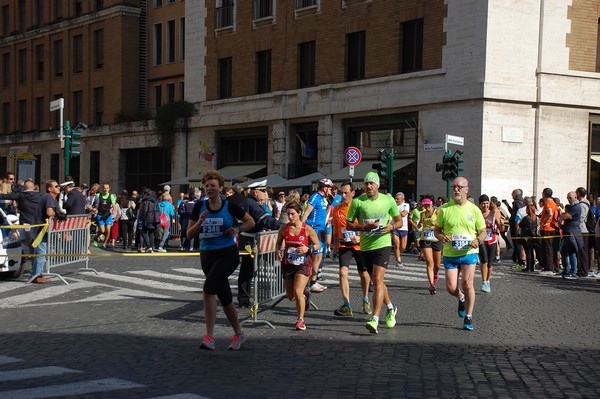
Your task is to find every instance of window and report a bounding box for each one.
[93,87,103,126]
[216,0,234,29]
[154,23,162,65]
[53,40,63,77]
[154,85,162,110]
[73,34,83,73]
[2,53,9,88]
[167,83,175,103]
[1,6,8,37]
[2,103,9,133]
[180,81,185,101]
[154,0,163,6]
[219,131,268,164]
[18,0,25,31]
[35,45,44,80]
[93,29,104,69]
[180,17,185,61]
[18,99,26,132]
[295,0,317,9]
[254,0,273,19]
[18,49,26,84]
[256,50,271,94]
[74,0,83,17]
[35,0,43,27]
[95,0,104,11]
[167,20,175,63]
[218,57,232,99]
[400,18,423,73]
[54,0,63,21]
[35,97,44,131]
[73,91,82,124]
[298,41,315,88]
[346,31,365,81]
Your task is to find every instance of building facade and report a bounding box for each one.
[1,0,600,201]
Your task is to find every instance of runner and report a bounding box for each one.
[331,182,372,317]
[392,192,410,268]
[276,201,320,330]
[346,172,402,334]
[434,177,486,331]
[417,196,442,294]
[478,194,504,293]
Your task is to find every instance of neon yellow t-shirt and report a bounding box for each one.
[436,200,485,257]
[347,193,399,251]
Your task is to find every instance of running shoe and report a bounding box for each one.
[295,318,306,331]
[365,318,378,334]
[310,281,327,293]
[385,306,397,328]
[463,316,474,331]
[199,335,216,350]
[458,300,466,318]
[362,300,372,315]
[146,248,153,253]
[396,261,403,269]
[481,281,491,293]
[228,332,247,350]
[334,305,353,317]
[157,247,166,253]
[428,284,437,295]
[304,290,311,312]
[433,273,439,284]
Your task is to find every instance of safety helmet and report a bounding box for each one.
[318,178,333,188]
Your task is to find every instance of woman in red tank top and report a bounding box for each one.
[276,201,320,331]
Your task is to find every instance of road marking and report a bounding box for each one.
[1,378,144,399]
[0,281,27,294]
[91,272,200,292]
[127,270,203,283]
[0,281,99,309]
[172,268,203,276]
[150,395,213,399]
[0,366,81,382]
[0,356,22,365]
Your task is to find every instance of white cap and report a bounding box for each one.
[164,185,171,191]
[248,179,268,190]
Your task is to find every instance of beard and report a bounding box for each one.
[453,192,462,202]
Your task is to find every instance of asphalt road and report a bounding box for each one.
[1,245,599,398]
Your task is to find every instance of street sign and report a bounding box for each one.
[344,146,362,166]
[446,134,464,146]
[424,142,444,152]
[49,98,64,112]
[349,165,354,178]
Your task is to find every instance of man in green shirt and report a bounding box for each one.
[347,172,403,334]
[434,177,487,331]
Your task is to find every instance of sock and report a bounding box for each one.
[363,297,369,302]
[466,314,472,319]
[343,301,351,308]
[386,303,394,311]
[459,294,465,302]
[372,316,379,323]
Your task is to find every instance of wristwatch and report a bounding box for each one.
[476,238,483,245]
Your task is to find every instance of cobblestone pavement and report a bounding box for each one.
[1,248,599,398]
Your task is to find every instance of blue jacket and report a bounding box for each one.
[158,200,175,221]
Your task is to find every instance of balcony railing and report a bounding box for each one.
[295,0,317,9]
[254,0,273,19]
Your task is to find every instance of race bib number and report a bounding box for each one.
[341,227,358,243]
[286,247,306,266]
[364,218,383,236]
[423,228,436,241]
[486,228,493,241]
[199,218,225,239]
[451,234,472,250]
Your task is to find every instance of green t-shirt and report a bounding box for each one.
[436,200,486,257]
[347,193,399,251]
[409,207,421,224]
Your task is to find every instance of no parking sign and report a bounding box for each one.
[344,147,362,180]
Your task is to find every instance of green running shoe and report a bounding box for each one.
[365,318,378,334]
[385,306,397,328]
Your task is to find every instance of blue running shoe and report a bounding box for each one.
[463,316,474,331]
[458,300,466,318]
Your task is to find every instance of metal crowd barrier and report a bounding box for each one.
[242,231,285,329]
[170,214,181,239]
[31,214,97,285]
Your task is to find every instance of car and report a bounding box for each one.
[0,212,24,279]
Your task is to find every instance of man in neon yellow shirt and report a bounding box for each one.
[434,177,487,331]
[347,172,403,334]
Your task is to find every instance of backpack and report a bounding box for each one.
[159,211,169,229]
[584,202,596,232]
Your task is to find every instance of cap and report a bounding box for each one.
[277,191,286,197]
[422,198,433,205]
[479,194,490,204]
[248,179,268,190]
[410,201,418,206]
[164,185,171,191]
[318,178,334,188]
[60,181,75,188]
[364,172,380,187]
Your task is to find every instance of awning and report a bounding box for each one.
[217,164,266,180]
[241,174,289,188]
[591,154,600,164]
[279,172,326,188]
[329,158,415,181]
[160,174,203,186]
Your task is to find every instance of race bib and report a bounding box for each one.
[486,228,493,241]
[341,227,358,243]
[286,247,306,266]
[422,228,436,241]
[364,218,383,236]
[451,234,472,250]
[199,218,225,239]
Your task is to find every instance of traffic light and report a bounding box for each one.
[372,149,389,179]
[453,153,464,176]
[442,151,456,181]
[69,127,81,158]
